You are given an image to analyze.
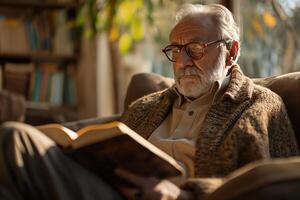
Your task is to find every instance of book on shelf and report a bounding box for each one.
[3,62,72,106]
[30,66,42,102]
[29,63,76,106]
[53,11,74,56]
[3,63,34,98]
[0,11,74,55]
[38,63,57,102]
[49,70,64,106]
[0,18,29,54]
[64,64,77,106]
[36,121,184,185]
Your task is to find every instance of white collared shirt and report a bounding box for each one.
[148,75,230,184]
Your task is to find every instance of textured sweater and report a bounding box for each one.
[121,65,299,179]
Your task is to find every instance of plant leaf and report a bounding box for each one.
[130,18,145,41]
[109,25,120,41]
[119,33,132,54]
[263,11,277,28]
[117,1,134,25]
[251,18,265,38]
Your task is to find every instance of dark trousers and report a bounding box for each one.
[0,122,122,200]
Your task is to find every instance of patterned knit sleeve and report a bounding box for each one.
[236,91,299,167]
[268,100,299,157]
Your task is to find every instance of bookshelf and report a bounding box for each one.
[0,0,83,125]
[0,52,78,63]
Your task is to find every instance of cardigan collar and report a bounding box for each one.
[221,64,253,104]
[193,65,255,177]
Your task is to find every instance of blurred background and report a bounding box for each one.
[0,0,299,125]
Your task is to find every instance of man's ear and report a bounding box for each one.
[230,41,239,60]
[226,41,239,66]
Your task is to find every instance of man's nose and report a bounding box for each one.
[176,49,193,68]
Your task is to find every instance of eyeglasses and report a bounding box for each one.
[162,39,231,62]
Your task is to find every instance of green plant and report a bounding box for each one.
[77,0,164,54]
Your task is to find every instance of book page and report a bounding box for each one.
[38,121,184,182]
[69,135,183,183]
[72,122,124,148]
[37,123,77,147]
[67,122,184,182]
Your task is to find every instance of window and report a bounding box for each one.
[239,0,300,77]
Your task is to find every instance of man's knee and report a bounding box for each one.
[0,122,55,150]
[0,121,57,178]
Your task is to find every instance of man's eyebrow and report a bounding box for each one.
[170,39,204,45]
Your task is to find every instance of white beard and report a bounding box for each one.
[175,55,227,99]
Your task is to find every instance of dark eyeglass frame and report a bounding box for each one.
[162,39,232,62]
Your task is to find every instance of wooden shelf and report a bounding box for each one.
[0,52,78,63]
[26,101,77,110]
[0,0,83,10]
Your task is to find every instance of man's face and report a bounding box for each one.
[170,15,229,99]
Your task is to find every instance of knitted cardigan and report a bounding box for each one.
[121,65,299,179]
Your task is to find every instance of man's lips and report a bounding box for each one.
[178,75,199,84]
[179,74,199,80]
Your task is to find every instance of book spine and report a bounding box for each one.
[64,64,77,106]
[50,71,64,106]
[32,67,43,102]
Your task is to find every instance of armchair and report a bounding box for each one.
[0,90,26,123]
[253,72,300,146]
[66,71,300,146]
[119,71,300,200]
[64,71,300,200]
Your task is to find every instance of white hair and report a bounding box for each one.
[174,4,240,61]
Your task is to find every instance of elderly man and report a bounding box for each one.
[0,3,298,200]
[119,3,298,199]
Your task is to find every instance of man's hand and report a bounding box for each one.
[115,168,193,200]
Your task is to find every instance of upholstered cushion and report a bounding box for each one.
[253,72,300,146]
[124,73,174,110]
[124,72,300,145]
[0,90,26,123]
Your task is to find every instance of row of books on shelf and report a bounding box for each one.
[0,62,77,106]
[0,10,74,55]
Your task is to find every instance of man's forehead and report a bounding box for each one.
[169,14,219,43]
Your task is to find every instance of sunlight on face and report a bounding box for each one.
[174,51,226,98]
[171,15,228,99]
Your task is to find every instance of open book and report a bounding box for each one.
[37,121,184,184]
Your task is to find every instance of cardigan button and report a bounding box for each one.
[188,111,194,116]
